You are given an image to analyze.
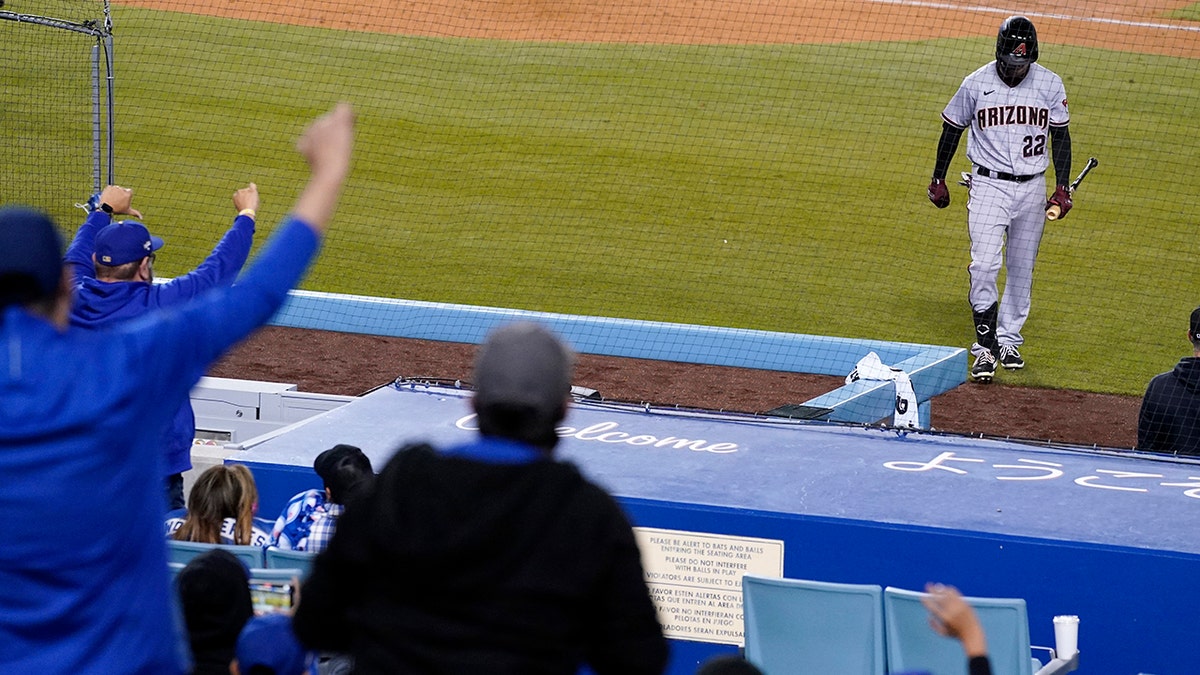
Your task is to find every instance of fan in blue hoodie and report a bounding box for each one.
[0,102,355,674]
[64,183,259,509]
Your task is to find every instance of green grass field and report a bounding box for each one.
[1166,3,1200,20]
[6,6,1199,395]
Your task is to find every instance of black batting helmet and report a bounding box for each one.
[996,16,1038,67]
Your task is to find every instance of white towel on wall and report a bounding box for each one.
[845,351,919,428]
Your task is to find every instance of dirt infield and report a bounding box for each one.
[126,0,1176,449]
[117,0,1200,57]
[208,327,1144,450]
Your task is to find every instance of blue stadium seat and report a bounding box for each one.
[742,574,886,675]
[247,567,305,583]
[166,539,264,568]
[884,586,1040,675]
[264,547,317,578]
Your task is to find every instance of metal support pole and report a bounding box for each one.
[92,43,101,196]
[103,34,115,186]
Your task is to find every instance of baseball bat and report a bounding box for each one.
[1047,157,1098,220]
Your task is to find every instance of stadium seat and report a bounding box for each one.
[741,574,885,675]
[885,586,1049,675]
[247,567,305,583]
[166,539,264,568]
[264,547,317,577]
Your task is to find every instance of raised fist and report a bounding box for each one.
[99,185,143,219]
[233,183,259,213]
[928,178,950,208]
[1046,184,1072,219]
[298,102,355,184]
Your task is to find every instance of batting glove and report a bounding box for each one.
[1046,184,1072,218]
[928,178,950,208]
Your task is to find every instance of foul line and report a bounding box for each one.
[868,0,1200,33]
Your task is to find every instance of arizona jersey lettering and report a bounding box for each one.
[942,62,1068,175]
[976,105,1048,130]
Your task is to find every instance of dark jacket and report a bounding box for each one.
[293,439,668,675]
[1138,356,1200,455]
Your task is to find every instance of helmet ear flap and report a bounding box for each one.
[996,15,1038,66]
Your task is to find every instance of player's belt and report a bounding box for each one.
[975,166,1043,183]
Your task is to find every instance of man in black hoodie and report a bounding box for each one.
[293,322,667,674]
[1138,306,1200,455]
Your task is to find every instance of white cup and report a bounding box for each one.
[1053,615,1080,658]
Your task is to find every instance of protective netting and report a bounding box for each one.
[1,1,109,229]
[5,0,1199,398]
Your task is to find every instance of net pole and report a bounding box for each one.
[91,42,101,196]
[103,34,115,186]
[102,0,114,185]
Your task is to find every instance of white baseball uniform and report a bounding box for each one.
[942,61,1069,351]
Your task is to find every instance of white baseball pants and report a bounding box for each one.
[965,171,1046,348]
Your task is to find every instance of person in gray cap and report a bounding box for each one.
[64,181,260,510]
[293,322,667,675]
[1138,305,1200,455]
[0,102,355,675]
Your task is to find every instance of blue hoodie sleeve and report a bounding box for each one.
[120,216,318,410]
[153,214,257,304]
[63,211,113,285]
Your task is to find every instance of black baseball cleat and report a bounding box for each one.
[970,350,997,383]
[998,344,1025,370]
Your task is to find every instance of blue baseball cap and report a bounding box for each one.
[235,613,311,675]
[94,220,164,266]
[0,206,64,305]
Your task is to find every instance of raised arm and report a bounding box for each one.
[293,103,356,234]
[126,104,357,409]
[63,185,141,283]
[156,183,260,301]
[922,583,989,660]
[151,101,354,302]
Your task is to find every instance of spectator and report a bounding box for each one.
[0,102,355,674]
[177,549,255,675]
[232,613,316,675]
[921,583,993,675]
[270,444,373,553]
[292,322,667,674]
[1138,306,1200,455]
[270,488,326,552]
[65,182,260,510]
[168,464,272,547]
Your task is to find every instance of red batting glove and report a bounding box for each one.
[1047,184,1072,218]
[928,178,950,208]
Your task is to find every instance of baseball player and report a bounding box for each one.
[927,16,1072,383]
